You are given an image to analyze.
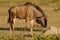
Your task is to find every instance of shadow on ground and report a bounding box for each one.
[0,27,48,37]
[0,27,42,32]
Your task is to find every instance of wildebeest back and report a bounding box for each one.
[16,6,27,18]
[9,5,43,19]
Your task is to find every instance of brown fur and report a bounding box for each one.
[7,2,47,36]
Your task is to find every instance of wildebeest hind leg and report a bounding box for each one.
[10,17,16,34]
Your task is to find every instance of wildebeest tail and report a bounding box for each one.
[7,9,11,23]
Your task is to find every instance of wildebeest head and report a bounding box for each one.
[36,15,47,28]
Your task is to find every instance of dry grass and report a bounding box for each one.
[0,0,60,38]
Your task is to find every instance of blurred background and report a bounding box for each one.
[0,0,60,28]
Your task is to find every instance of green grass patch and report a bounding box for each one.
[0,34,60,40]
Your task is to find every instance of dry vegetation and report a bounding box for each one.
[0,0,60,40]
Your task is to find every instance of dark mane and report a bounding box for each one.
[34,6,45,15]
[24,2,32,5]
[33,5,45,16]
[24,2,45,16]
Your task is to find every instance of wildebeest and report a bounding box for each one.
[7,2,47,36]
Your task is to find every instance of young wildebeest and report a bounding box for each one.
[7,2,47,36]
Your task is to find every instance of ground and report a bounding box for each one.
[0,0,60,39]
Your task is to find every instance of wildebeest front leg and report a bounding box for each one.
[21,19,29,37]
[30,19,34,36]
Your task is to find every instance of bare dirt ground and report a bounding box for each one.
[44,26,60,34]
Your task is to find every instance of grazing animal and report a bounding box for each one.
[7,2,47,36]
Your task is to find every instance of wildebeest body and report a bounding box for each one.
[9,5,43,20]
[8,3,47,36]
